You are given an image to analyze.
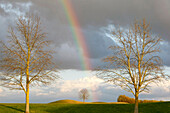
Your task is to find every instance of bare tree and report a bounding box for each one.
[79,88,89,103]
[0,14,59,113]
[98,19,169,113]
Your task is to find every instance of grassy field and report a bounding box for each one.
[0,101,169,113]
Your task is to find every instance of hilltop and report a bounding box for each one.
[49,99,128,104]
[50,99,83,104]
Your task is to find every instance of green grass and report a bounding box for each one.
[0,102,169,113]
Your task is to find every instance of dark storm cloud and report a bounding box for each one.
[0,0,170,69]
[71,0,170,41]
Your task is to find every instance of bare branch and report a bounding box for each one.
[98,19,168,98]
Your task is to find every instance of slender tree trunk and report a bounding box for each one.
[134,93,139,113]
[25,44,30,113]
[83,98,85,103]
[25,84,29,113]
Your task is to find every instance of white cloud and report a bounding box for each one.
[58,76,104,93]
[0,1,32,16]
[0,88,3,93]
[0,69,170,103]
[36,91,55,96]
[152,80,170,92]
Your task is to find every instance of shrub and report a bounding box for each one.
[117,95,160,103]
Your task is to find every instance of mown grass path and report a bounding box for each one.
[0,102,169,113]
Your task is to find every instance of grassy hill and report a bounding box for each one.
[50,99,83,104]
[0,100,169,113]
[50,99,128,104]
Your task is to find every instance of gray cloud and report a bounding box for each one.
[71,0,170,41]
[0,0,170,69]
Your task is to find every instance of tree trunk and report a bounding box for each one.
[26,45,30,113]
[83,98,85,103]
[25,85,29,113]
[134,93,139,113]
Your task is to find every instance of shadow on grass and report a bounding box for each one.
[0,104,24,112]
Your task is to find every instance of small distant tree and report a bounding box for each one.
[98,19,169,113]
[0,14,59,113]
[79,88,89,103]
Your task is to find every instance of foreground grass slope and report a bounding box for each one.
[0,102,169,113]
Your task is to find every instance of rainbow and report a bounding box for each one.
[59,0,98,102]
[59,0,91,70]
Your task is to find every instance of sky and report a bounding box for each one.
[0,0,170,103]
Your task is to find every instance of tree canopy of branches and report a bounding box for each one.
[79,88,89,103]
[98,19,169,113]
[0,14,59,113]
